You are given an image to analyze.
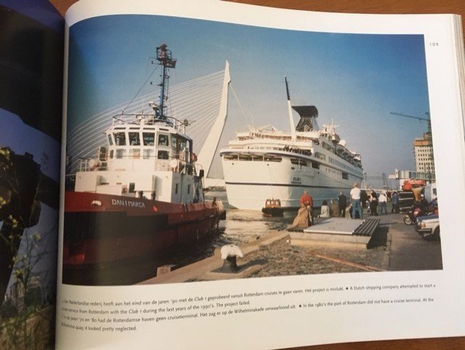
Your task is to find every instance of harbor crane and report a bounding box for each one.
[390,111,435,183]
[389,112,431,133]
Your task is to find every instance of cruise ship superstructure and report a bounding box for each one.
[220,78,363,210]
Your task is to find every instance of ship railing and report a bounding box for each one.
[282,147,312,156]
[110,113,177,129]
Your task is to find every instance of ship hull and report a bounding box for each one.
[222,153,362,210]
[63,191,222,284]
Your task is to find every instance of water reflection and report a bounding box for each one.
[220,209,294,243]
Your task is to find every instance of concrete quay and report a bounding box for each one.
[139,213,442,285]
[139,231,291,284]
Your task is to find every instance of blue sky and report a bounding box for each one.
[68,14,431,176]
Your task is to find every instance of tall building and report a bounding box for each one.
[414,132,435,181]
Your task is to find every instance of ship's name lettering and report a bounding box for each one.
[111,199,146,208]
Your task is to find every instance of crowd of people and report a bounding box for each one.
[344,183,402,218]
[291,183,403,228]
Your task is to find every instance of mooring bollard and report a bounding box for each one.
[157,265,173,276]
[220,244,244,273]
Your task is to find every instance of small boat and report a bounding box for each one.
[261,198,284,217]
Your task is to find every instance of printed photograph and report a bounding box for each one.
[64,14,441,286]
[0,0,63,347]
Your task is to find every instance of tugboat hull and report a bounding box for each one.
[63,191,222,284]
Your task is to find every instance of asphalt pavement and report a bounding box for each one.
[384,213,443,271]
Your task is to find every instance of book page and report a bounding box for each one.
[0,0,64,348]
[57,1,465,349]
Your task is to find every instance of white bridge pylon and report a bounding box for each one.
[67,62,231,187]
[197,61,230,187]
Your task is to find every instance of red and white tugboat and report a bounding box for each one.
[63,44,224,284]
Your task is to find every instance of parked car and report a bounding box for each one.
[415,214,440,240]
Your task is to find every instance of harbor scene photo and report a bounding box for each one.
[63,14,441,286]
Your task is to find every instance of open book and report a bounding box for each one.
[1,0,465,349]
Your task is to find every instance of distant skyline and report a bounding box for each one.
[68,14,431,177]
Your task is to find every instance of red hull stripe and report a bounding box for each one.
[65,191,214,216]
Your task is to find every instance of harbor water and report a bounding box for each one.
[161,190,297,270]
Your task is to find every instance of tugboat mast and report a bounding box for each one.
[156,43,177,120]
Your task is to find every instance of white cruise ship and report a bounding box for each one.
[220,78,363,210]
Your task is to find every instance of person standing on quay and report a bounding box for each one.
[338,191,347,218]
[350,183,362,219]
[361,189,368,214]
[369,190,378,216]
[300,190,314,225]
[378,191,388,215]
[391,191,399,213]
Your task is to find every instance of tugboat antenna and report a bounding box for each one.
[156,43,177,120]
